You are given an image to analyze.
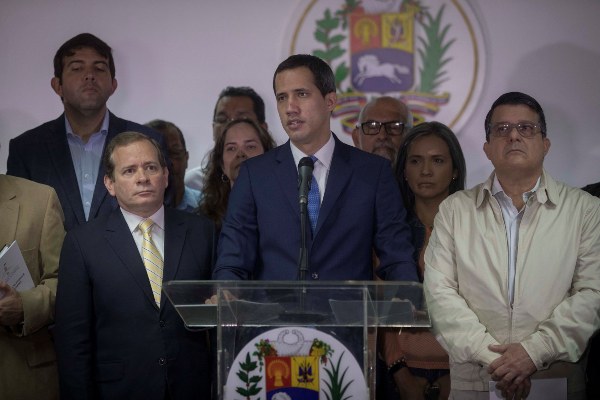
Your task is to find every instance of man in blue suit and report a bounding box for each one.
[214,54,417,282]
[54,132,215,399]
[7,33,167,231]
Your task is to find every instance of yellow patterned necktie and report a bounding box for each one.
[139,219,163,307]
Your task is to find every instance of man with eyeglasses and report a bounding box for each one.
[146,120,201,212]
[184,86,270,190]
[352,96,412,168]
[423,92,600,400]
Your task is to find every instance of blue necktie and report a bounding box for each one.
[308,155,321,233]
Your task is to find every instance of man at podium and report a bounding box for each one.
[213,54,417,283]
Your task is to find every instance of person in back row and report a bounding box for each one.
[7,33,167,231]
[352,95,412,168]
[146,119,201,212]
[185,86,270,190]
[199,119,275,232]
[381,122,466,400]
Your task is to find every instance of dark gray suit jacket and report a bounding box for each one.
[7,112,168,231]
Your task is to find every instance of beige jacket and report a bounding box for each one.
[423,171,600,394]
[0,175,65,399]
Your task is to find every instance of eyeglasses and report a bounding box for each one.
[359,120,406,136]
[489,122,542,138]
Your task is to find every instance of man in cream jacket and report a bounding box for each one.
[424,92,600,400]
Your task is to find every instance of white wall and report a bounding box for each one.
[1,0,599,188]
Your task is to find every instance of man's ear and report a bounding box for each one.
[110,78,118,96]
[543,137,551,156]
[163,167,169,188]
[351,127,361,148]
[325,92,337,112]
[51,77,62,97]
[483,141,491,161]
[104,175,116,197]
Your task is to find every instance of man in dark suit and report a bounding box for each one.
[214,54,417,282]
[7,33,167,231]
[54,132,214,399]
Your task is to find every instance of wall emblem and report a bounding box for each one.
[285,0,486,139]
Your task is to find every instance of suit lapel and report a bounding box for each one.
[90,112,124,218]
[45,116,86,225]
[104,209,158,309]
[315,136,352,236]
[161,208,186,308]
[274,142,301,219]
[0,179,18,247]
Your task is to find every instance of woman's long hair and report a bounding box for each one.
[198,119,276,229]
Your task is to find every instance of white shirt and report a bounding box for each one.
[120,206,165,260]
[289,133,335,203]
[491,175,540,304]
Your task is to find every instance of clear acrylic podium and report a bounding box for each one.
[163,280,429,400]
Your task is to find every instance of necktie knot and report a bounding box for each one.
[139,219,155,237]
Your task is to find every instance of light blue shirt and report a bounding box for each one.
[492,175,540,305]
[66,111,109,220]
[177,186,202,213]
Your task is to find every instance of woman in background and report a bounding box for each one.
[198,119,276,230]
[382,121,466,400]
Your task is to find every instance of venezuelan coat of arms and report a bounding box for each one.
[285,0,486,138]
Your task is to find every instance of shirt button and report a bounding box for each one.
[159,320,166,327]
[311,272,319,280]
[158,357,166,366]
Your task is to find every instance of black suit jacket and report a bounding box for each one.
[7,112,167,231]
[54,207,215,400]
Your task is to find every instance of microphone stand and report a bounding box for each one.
[296,157,313,316]
[298,194,309,282]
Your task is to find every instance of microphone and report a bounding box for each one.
[298,157,314,206]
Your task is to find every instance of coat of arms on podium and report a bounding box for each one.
[224,327,367,399]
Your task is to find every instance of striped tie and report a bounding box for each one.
[308,155,321,233]
[139,219,163,307]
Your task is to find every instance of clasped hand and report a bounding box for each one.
[487,343,536,399]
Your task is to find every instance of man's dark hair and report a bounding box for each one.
[273,54,336,97]
[484,91,547,141]
[104,132,166,181]
[145,119,186,151]
[213,86,266,124]
[54,33,115,82]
